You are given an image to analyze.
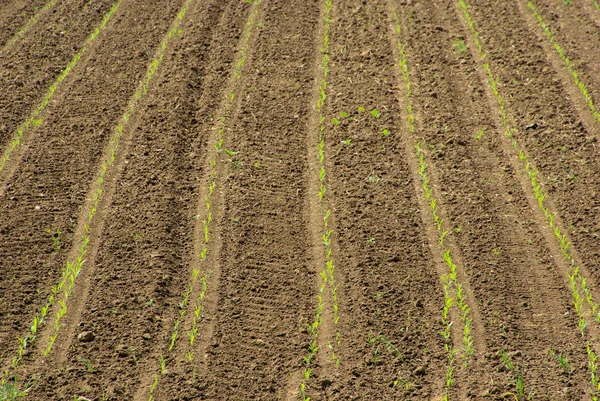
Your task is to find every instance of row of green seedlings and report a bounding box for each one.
[498,351,531,400]
[9,0,189,381]
[148,1,262,399]
[45,0,193,357]
[458,0,600,397]
[1,0,61,53]
[5,0,124,376]
[318,0,340,364]
[301,0,336,399]
[391,9,473,399]
[0,0,122,173]
[526,1,600,125]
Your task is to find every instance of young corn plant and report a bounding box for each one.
[0,0,122,173]
[458,0,600,394]
[0,378,30,401]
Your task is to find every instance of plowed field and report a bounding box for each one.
[2,0,600,400]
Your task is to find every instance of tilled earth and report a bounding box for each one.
[1,0,600,400]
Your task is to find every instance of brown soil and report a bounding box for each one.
[0,0,50,47]
[0,0,115,150]
[1,0,600,400]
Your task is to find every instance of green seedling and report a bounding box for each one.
[331,117,340,125]
[548,349,572,374]
[358,106,365,112]
[0,378,30,400]
[474,130,484,140]
[371,109,381,119]
[381,129,390,136]
[159,355,167,374]
[79,358,96,373]
[341,139,352,145]
[452,37,467,53]
[340,111,349,118]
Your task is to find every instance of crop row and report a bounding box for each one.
[1,0,193,395]
[2,0,123,377]
[300,0,337,399]
[0,0,121,174]
[458,0,600,397]
[146,1,262,399]
[526,1,600,126]
[389,6,476,399]
[0,0,60,53]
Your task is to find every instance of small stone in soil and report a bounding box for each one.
[77,331,94,342]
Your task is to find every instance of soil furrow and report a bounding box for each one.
[0,0,52,48]
[195,0,320,399]
[0,0,114,150]
[403,1,590,398]
[0,0,183,376]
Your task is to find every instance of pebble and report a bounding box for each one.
[413,366,426,376]
[77,331,95,342]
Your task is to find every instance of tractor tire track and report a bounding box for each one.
[196,0,320,399]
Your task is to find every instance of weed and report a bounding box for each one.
[367,334,402,364]
[1,0,122,172]
[474,130,484,140]
[47,228,61,250]
[452,37,467,53]
[548,348,572,374]
[78,358,96,373]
